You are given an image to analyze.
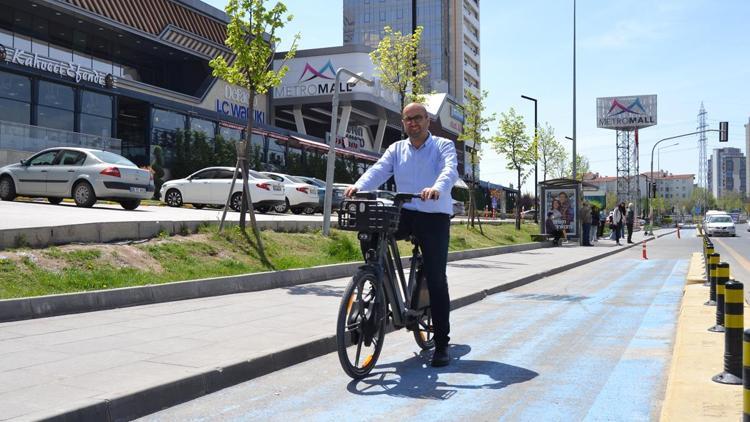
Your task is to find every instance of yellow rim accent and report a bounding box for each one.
[744,389,750,414]
[420,331,427,342]
[726,289,744,304]
[744,341,750,366]
[362,354,373,368]
[725,314,743,329]
[347,295,355,314]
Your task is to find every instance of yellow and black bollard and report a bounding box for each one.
[709,260,728,330]
[743,329,750,420]
[705,252,720,307]
[713,278,743,384]
[703,243,715,287]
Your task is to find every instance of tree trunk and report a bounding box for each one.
[515,169,521,230]
[244,91,266,259]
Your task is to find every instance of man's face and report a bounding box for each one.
[402,108,429,139]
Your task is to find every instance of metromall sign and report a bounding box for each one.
[596,95,657,130]
[0,44,115,87]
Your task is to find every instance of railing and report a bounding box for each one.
[0,120,122,154]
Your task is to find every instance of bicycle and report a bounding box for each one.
[335,191,434,379]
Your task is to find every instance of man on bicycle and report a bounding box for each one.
[345,102,458,367]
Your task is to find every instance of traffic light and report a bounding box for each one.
[651,183,657,198]
[720,121,728,142]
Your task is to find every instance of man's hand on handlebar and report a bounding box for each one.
[344,186,359,198]
[420,187,440,201]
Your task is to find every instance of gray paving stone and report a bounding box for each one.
[0,349,71,372]
[24,349,155,378]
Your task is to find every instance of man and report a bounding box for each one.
[545,212,563,246]
[613,202,626,246]
[580,201,592,246]
[345,102,458,367]
[626,202,635,244]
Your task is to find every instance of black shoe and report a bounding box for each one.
[431,345,450,367]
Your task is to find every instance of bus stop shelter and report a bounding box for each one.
[539,178,598,242]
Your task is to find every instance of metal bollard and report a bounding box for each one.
[704,253,720,306]
[703,243,715,287]
[713,279,743,384]
[709,262,729,331]
[743,330,750,420]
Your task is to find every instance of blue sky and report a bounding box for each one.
[203,0,750,192]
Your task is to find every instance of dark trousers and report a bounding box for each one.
[627,223,634,242]
[616,223,624,242]
[396,209,451,347]
[582,223,591,245]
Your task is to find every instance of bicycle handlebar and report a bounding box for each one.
[353,191,429,206]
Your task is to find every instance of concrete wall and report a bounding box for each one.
[0,149,30,168]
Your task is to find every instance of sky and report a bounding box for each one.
[202,0,750,193]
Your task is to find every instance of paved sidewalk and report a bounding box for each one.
[0,233,668,421]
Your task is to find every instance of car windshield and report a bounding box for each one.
[286,175,307,184]
[90,151,136,166]
[710,216,733,223]
[247,170,267,180]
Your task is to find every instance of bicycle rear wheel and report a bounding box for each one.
[336,269,386,379]
[413,307,435,350]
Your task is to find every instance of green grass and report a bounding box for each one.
[0,222,539,299]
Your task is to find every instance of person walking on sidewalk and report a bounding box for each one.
[626,202,635,244]
[580,201,593,246]
[591,205,600,243]
[613,202,626,245]
[345,102,458,368]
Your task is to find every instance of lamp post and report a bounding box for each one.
[572,0,577,181]
[521,95,538,222]
[322,68,374,236]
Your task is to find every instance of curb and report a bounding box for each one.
[0,242,547,322]
[44,233,672,421]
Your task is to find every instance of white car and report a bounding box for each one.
[160,167,285,212]
[0,147,153,210]
[260,172,319,214]
[705,214,736,237]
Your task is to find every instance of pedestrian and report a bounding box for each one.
[613,202,626,245]
[346,102,458,367]
[580,201,592,246]
[626,202,635,244]
[591,205,600,243]
[598,209,606,238]
[545,212,563,246]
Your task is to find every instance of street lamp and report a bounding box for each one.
[657,142,679,173]
[322,68,374,236]
[521,95,538,222]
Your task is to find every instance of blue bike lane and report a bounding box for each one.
[142,235,692,421]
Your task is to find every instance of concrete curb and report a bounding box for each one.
[44,234,671,422]
[0,241,547,322]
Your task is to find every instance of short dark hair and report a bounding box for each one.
[547,212,553,217]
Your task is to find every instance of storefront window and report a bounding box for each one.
[152,108,186,167]
[80,114,111,138]
[190,118,216,141]
[219,126,242,142]
[37,107,74,132]
[38,81,74,110]
[0,71,31,124]
[267,138,286,169]
[79,90,112,138]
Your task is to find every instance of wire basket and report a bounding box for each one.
[338,200,401,233]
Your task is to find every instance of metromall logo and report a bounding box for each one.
[298,60,336,82]
[607,98,646,117]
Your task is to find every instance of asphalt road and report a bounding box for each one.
[703,223,750,289]
[140,233,694,421]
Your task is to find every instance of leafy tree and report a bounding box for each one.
[457,90,494,229]
[716,191,743,211]
[537,122,565,181]
[565,154,590,181]
[490,107,533,230]
[370,25,428,111]
[605,191,618,211]
[210,0,299,258]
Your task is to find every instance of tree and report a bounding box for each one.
[370,25,428,112]
[210,0,299,258]
[716,191,743,211]
[605,191,618,211]
[565,154,590,181]
[457,90,494,229]
[490,107,532,230]
[537,122,565,181]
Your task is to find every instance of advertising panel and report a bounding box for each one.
[199,80,267,124]
[545,188,577,235]
[596,95,657,130]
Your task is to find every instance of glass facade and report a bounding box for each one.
[80,90,113,138]
[151,108,186,167]
[37,81,75,132]
[0,70,31,124]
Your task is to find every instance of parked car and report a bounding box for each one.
[260,172,319,214]
[705,214,736,237]
[293,176,326,214]
[160,167,285,212]
[520,209,537,220]
[0,148,152,210]
[372,190,396,206]
[452,199,465,217]
[332,183,354,211]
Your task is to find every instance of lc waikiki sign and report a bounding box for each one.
[210,83,265,124]
[273,54,375,99]
[596,95,657,130]
[0,45,114,87]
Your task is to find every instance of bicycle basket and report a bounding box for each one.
[338,200,401,233]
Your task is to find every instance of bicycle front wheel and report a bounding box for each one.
[413,307,435,350]
[336,269,386,379]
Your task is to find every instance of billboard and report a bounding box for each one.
[544,189,577,235]
[596,95,657,130]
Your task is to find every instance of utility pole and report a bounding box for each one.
[697,102,708,213]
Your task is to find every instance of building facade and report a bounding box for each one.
[584,172,694,209]
[745,116,750,198]
[342,0,480,103]
[708,147,747,199]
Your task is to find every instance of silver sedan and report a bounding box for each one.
[0,147,154,210]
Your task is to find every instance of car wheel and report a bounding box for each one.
[256,206,268,214]
[72,181,96,208]
[119,199,141,210]
[47,197,63,205]
[165,189,183,207]
[303,206,316,215]
[0,176,16,201]
[193,204,205,209]
[291,208,304,215]
[274,198,289,213]
[230,192,244,212]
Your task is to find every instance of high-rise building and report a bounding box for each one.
[343,0,480,103]
[708,147,747,199]
[745,117,750,198]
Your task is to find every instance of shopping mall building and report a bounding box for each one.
[0,0,478,189]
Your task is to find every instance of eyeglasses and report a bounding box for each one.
[402,115,426,123]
